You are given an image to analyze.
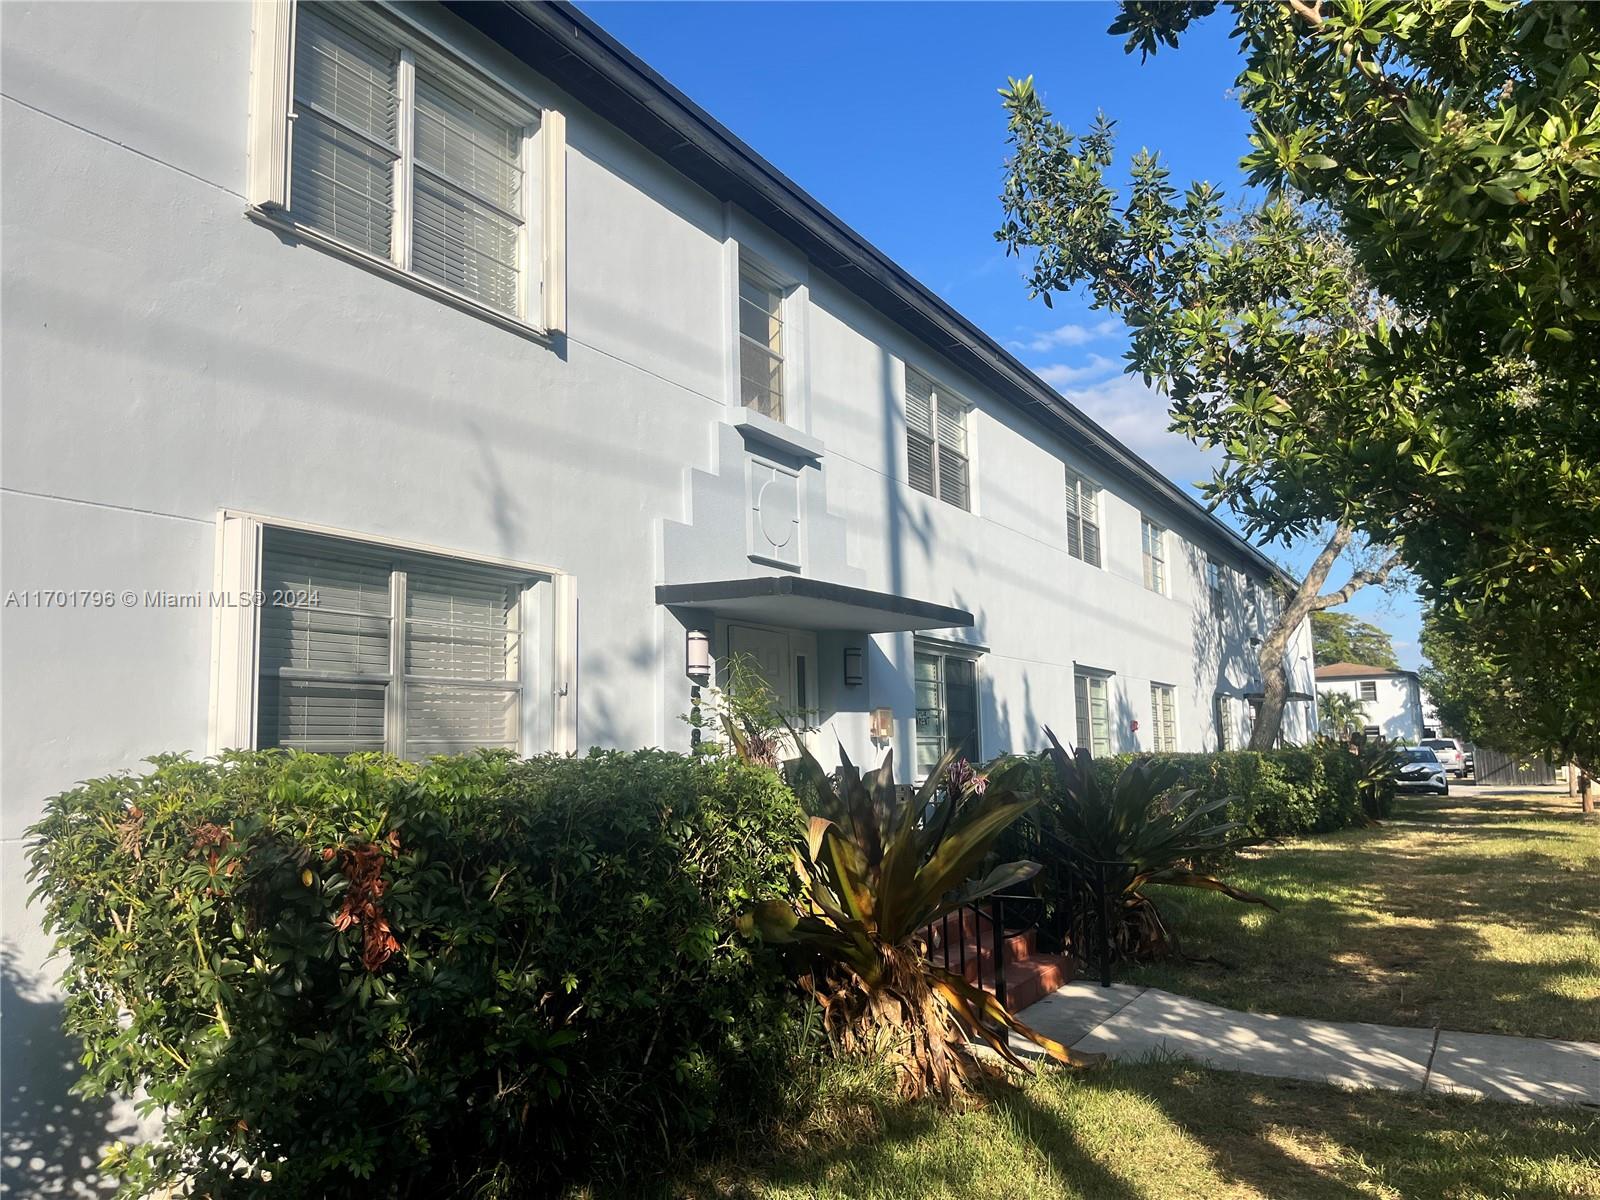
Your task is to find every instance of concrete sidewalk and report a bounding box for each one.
[1016,982,1600,1107]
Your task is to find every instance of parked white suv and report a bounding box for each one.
[1421,738,1467,778]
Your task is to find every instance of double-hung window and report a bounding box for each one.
[914,649,979,776]
[1064,468,1101,567]
[906,367,971,510]
[1141,517,1167,593]
[1359,680,1378,702]
[257,529,534,757]
[738,256,786,420]
[1074,671,1112,758]
[1150,684,1178,752]
[255,2,554,326]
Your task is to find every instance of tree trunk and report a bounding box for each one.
[1248,524,1403,750]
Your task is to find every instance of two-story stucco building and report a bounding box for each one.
[1314,662,1427,743]
[1,2,1316,1184]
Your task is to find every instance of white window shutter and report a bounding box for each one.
[208,513,264,753]
[247,0,295,208]
[906,368,936,497]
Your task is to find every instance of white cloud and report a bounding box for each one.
[1034,354,1119,387]
[1009,318,1121,354]
[1054,374,1223,493]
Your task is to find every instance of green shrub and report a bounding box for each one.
[1086,743,1371,840]
[27,748,804,1198]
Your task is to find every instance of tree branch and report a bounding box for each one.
[1312,551,1405,610]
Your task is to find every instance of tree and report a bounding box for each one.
[1316,689,1368,737]
[1420,607,1599,781]
[995,2,1600,746]
[1311,611,1398,670]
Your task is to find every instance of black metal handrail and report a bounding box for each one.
[1014,816,1132,988]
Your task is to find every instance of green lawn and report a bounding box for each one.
[1125,786,1600,1041]
[645,1058,1599,1199]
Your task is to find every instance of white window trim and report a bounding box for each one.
[246,0,566,338]
[904,364,974,511]
[209,510,576,756]
[1073,666,1115,758]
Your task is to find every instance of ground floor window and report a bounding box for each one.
[1074,671,1112,757]
[1215,694,1232,751]
[915,648,979,776]
[1150,683,1178,752]
[257,528,536,757]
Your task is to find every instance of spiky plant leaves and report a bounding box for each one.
[744,735,1091,1100]
[1038,725,1277,961]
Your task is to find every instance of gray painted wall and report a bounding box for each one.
[0,2,1314,1188]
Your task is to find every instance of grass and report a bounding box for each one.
[1125,785,1600,1040]
[642,1056,1600,1199]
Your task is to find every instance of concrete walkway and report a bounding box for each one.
[1016,982,1600,1108]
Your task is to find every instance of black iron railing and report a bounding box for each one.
[1013,817,1130,988]
[924,894,1032,1011]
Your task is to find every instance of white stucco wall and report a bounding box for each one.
[1,2,1315,1188]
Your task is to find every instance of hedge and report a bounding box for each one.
[26,748,804,1198]
[1087,741,1385,840]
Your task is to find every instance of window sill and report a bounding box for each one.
[246,205,552,344]
[732,409,824,462]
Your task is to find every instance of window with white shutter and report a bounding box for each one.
[905,366,971,510]
[263,2,550,325]
[1064,468,1101,567]
[257,529,532,757]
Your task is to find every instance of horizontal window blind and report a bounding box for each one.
[1074,672,1111,757]
[291,5,398,258]
[286,3,534,317]
[257,530,533,758]
[905,367,970,510]
[412,77,523,314]
[1151,684,1177,752]
[1064,469,1101,567]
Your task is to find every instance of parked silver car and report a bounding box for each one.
[1394,747,1449,795]
[1421,738,1468,778]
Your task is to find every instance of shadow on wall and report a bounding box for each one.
[1,949,141,1196]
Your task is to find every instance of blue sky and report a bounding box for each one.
[579,1,1424,668]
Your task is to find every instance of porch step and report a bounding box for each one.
[920,918,1075,1012]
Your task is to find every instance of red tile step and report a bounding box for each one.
[919,908,1075,1013]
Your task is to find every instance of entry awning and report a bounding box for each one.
[656,576,974,633]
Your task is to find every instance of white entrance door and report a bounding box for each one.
[726,624,795,710]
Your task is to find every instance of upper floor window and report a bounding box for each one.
[1206,558,1225,614]
[906,367,970,509]
[1151,684,1178,752]
[257,528,536,757]
[1359,680,1378,702]
[738,256,786,420]
[1064,468,1102,567]
[1141,517,1167,593]
[249,2,563,330]
[1074,670,1113,757]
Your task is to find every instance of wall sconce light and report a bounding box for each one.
[843,646,865,687]
[869,707,894,740]
[686,629,712,684]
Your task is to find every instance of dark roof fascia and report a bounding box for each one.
[444,0,1295,588]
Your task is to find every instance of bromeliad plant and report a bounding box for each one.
[741,739,1099,1101]
[1041,729,1276,961]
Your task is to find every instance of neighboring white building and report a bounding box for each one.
[1315,662,1427,742]
[0,2,1316,1184]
